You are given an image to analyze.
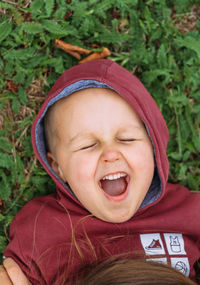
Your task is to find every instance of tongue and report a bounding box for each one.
[100,177,127,196]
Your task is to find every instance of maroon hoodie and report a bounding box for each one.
[4,59,200,284]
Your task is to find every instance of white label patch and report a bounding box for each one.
[147,258,168,264]
[140,233,165,255]
[170,257,190,276]
[164,233,186,255]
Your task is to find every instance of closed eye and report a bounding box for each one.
[80,143,97,150]
[118,138,136,142]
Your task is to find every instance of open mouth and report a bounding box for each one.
[99,172,129,198]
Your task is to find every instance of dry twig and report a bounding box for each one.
[55,39,111,62]
[79,47,111,64]
[55,39,91,59]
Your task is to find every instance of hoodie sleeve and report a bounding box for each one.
[3,193,79,285]
[4,214,46,285]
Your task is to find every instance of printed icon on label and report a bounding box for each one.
[140,234,165,255]
[164,233,186,255]
[145,239,162,250]
[170,258,190,277]
[175,261,188,275]
[170,236,181,253]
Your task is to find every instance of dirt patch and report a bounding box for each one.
[173,5,200,33]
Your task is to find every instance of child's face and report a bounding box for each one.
[47,88,154,223]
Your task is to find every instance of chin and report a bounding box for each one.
[100,211,135,224]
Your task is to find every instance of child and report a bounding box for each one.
[2,59,200,284]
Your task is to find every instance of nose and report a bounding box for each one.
[100,147,121,163]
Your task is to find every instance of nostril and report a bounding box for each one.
[102,149,121,162]
[104,157,119,162]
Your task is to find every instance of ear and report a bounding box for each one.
[46,152,65,181]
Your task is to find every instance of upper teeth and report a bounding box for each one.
[102,173,127,180]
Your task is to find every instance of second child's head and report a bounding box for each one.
[75,258,196,285]
[44,87,155,223]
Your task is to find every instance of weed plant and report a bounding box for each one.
[0,0,200,261]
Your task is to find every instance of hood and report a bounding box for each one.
[31,59,169,214]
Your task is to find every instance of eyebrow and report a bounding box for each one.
[124,124,142,129]
[116,124,144,133]
[68,132,95,144]
[69,124,143,144]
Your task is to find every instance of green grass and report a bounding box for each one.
[0,0,200,261]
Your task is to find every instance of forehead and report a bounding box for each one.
[52,88,145,136]
[54,87,141,119]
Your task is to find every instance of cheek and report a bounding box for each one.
[66,154,97,184]
[127,143,154,172]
